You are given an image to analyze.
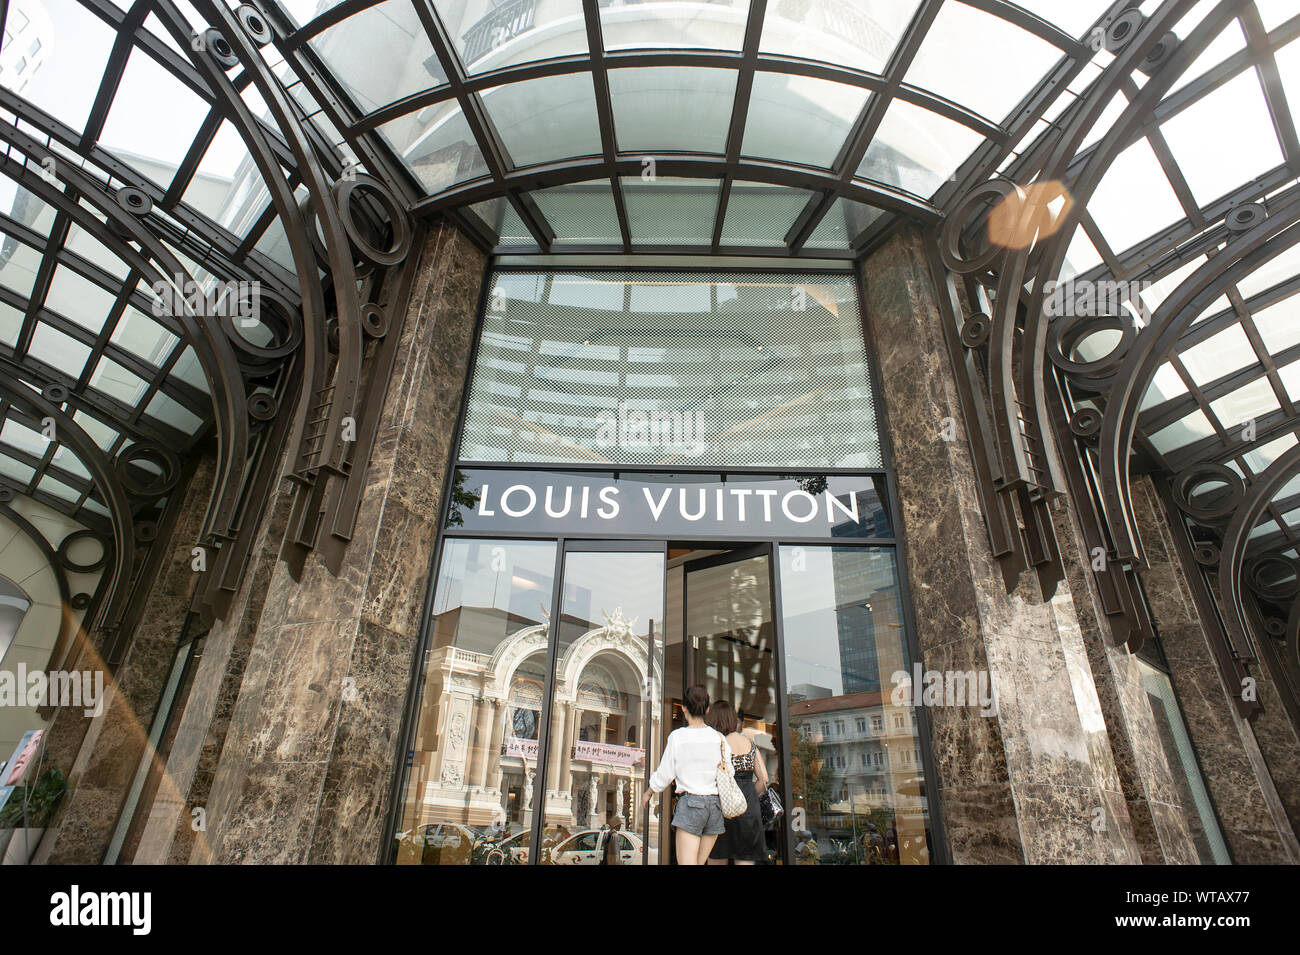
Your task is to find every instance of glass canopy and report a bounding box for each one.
[0,0,1296,572]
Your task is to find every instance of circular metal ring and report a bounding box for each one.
[1106,9,1144,49]
[201,28,239,68]
[1245,555,1300,601]
[219,286,303,362]
[69,592,92,611]
[1069,408,1102,439]
[1264,617,1287,637]
[135,520,158,543]
[1173,463,1245,522]
[332,174,412,267]
[960,313,990,348]
[57,529,108,573]
[248,392,278,422]
[360,303,389,339]
[939,180,1018,274]
[1047,314,1136,377]
[115,443,181,498]
[116,186,152,216]
[1226,203,1266,233]
[0,487,12,503]
[326,318,340,353]
[1193,543,1220,567]
[43,383,69,403]
[236,4,273,45]
[1138,31,1178,74]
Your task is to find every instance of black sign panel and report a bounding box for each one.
[447,470,890,540]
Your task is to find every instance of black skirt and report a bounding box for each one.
[708,771,766,862]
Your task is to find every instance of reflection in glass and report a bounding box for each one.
[395,538,557,865]
[683,551,784,863]
[540,550,665,864]
[778,545,930,864]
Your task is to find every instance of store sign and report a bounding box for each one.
[449,470,888,540]
[573,741,644,766]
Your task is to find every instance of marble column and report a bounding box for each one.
[476,699,503,789]
[558,704,576,791]
[36,455,218,864]
[863,230,1142,864]
[120,220,486,865]
[1129,476,1300,862]
[486,700,507,788]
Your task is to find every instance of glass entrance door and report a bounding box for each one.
[679,545,786,864]
[537,543,666,864]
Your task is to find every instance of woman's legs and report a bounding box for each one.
[696,833,720,865]
[675,829,702,865]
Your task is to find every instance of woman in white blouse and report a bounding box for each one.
[642,684,734,865]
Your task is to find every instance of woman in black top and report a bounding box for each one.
[705,700,769,864]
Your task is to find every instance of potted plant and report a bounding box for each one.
[0,768,67,864]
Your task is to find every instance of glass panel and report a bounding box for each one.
[719,181,811,247]
[144,390,204,433]
[1,0,115,134]
[42,265,117,333]
[743,72,869,168]
[805,198,883,249]
[90,356,149,406]
[0,301,21,346]
[460,270,881,467]
[111,306,177,368]
[1253,296,1300,355]
[609,67,736,154]
[620,177,719,245]
[379,100,490,194]
[0,175,54,236]
[27,323,91,378]
[602,0,750,52]
[468,196,534,245]
[1243,433,1297,472]
[760,0,919,76]
[0,235,41,298]
[857,99,984,197]
[308,0,444,113]
[1136,659,1230,864]
[1148,409,1215,456]
[1208,377,1279,428]
[0,417,47,456]
[181,120,266,232]
[1179,324,1258,383]
[1161,70,1285,207]
[779,545,932,865]
[482,73,601,167]
[0,574,30,662]
[73,410,118,451]
[1086,138,1187,254]
[530,181,622,245]
[97,49,209,190]
[433,0,587,74]
[905,0,1064,122]
[1014,0,1111,38]
[541,549,665,864]
[394,538,557,865]
[682,550,783,864]
[64,224,128,280]
[170,346,209,394]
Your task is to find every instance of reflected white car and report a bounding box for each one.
[551,829,643,865]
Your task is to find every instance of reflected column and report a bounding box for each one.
[476,699,503,789]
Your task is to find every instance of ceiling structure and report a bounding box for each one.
[0,0,1296,714]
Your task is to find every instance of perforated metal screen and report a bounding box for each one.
[459,270,882,468]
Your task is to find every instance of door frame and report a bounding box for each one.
[678,541,793,865]
[528,537,668,864]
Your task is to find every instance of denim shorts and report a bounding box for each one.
[672,793,725,836]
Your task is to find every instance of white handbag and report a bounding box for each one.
[715,734,748,819]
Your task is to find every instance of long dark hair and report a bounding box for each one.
[706,699,739,735]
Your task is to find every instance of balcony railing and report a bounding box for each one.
[462,0,538,67]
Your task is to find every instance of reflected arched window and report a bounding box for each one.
[0,575,31,664]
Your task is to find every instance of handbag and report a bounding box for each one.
[715,735,748,819]
[758,783,783,829]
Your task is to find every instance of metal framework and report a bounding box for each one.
[0,0,1297,750]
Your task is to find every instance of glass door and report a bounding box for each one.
[536,542,666,864]
[680,545,786,864]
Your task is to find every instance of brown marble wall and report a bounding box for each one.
[182,221,485,864]
[35,454,218,864]
[864,230,1145,864]
[1130,477,1300,863]
[1050,498,1199,864]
